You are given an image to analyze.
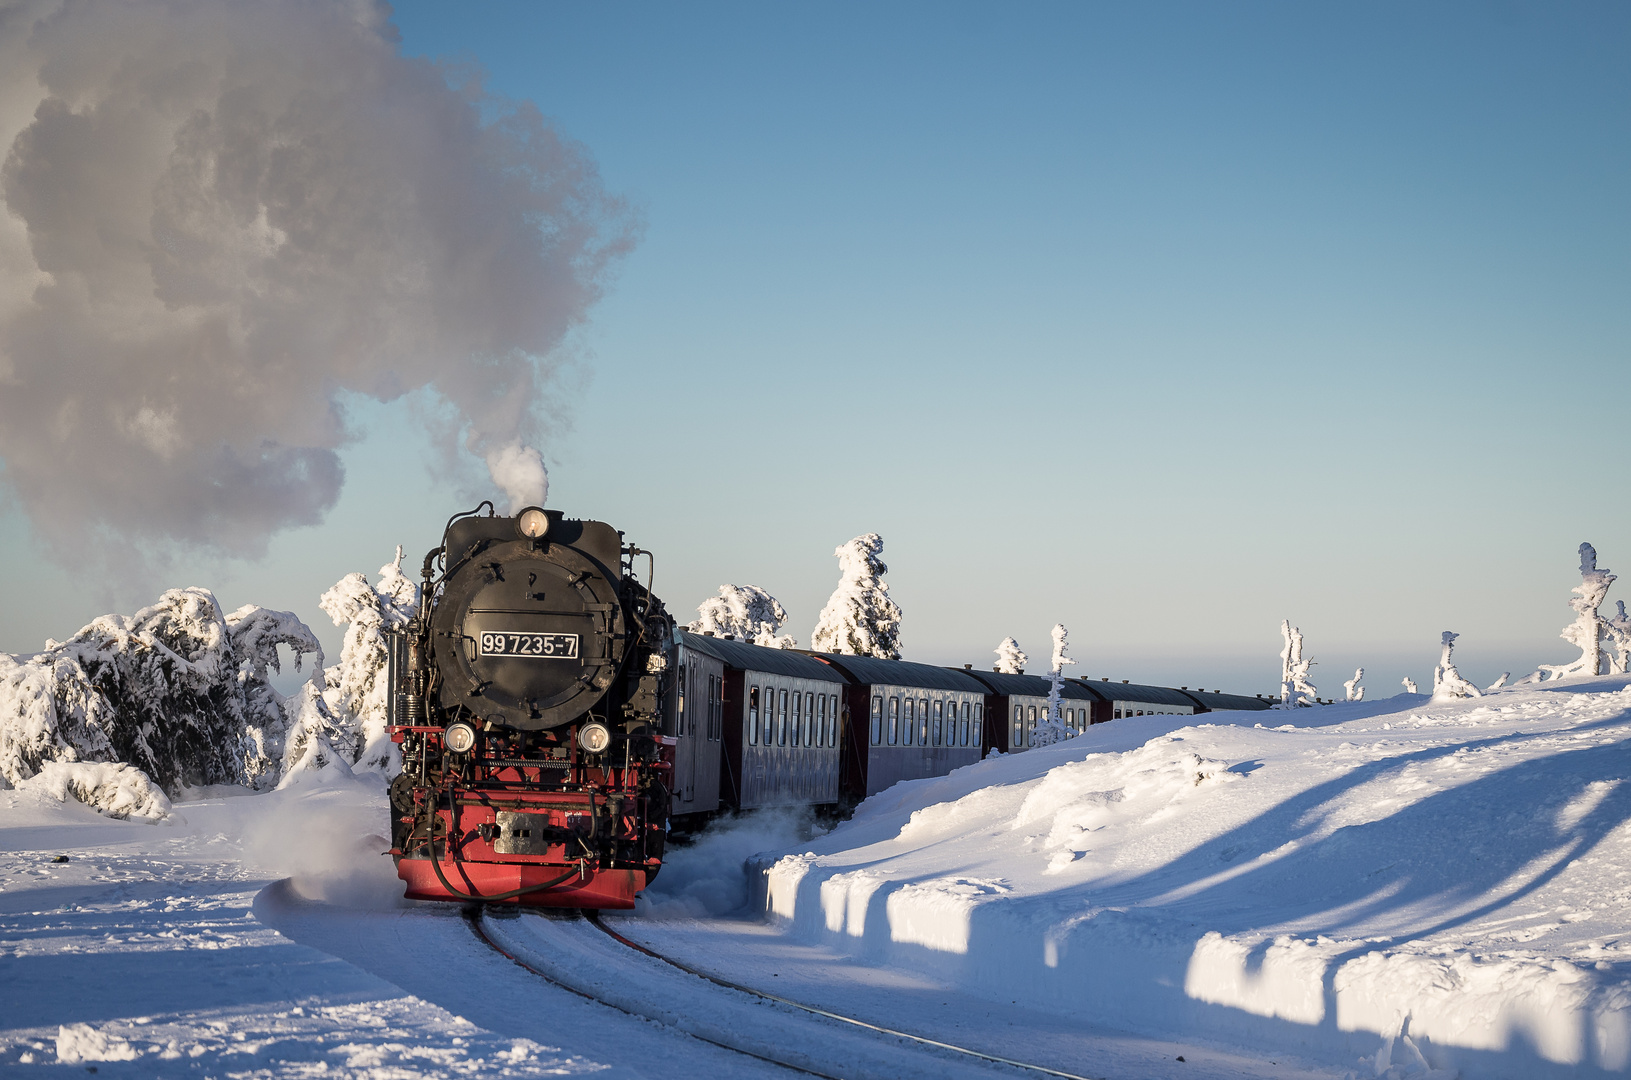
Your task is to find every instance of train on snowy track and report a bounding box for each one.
[384,505,1271,910]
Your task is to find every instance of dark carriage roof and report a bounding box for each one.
[808,653,990,693]
[960,669,1098,700]
[678,631,847,683]
[1180,689,1275,712]
[1073,679,1202,709]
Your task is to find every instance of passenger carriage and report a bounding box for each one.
[679,631,847,810]
[959,668,1101,753]
[811,654,989,800]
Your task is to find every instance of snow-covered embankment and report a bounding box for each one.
[758,682,1631,1078]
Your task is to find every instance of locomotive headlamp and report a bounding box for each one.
[517,507,549,540]
[443,721,477,754]
[577,721,612,754]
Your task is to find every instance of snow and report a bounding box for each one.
[689,584,797,648]
[1034,623,1076,747]
[0,588,323,796]
[1344,668,1365,702]
[749,677,1631,1077]
[1279,621,1319,707]
[809,533,903,659]
[993,636,1028,675]
[17,761,174,822]
[1542,543,1616,681]
[1432,631,1482,701]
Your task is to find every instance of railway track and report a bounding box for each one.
[469,906,1100,1080]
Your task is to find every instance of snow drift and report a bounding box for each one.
[757,679,1631,1078]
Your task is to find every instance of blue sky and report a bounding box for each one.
[2,1,1627,697]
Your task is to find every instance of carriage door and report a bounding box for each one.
[684,660,700,800]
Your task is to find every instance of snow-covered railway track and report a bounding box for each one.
[474,907,1099,1080]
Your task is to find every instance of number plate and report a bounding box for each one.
[478,631,580,659]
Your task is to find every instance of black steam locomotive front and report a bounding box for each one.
[386,504,674,908]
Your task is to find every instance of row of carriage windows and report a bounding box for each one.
[1012,703,1091,745]
[868,696,983,748]
[746,687,840,748]
[675,665,723,741]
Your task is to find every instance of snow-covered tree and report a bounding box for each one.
[1539,543,1616,680]
[1033,624,1077,747]
[311,547,421,777]
[1604,601,1631,676]
[810,534,902,659]
[1486,672,1511,691]
[0,588,322,798]
[1343,668,1365,702]
[1278,621,1318,707]
[1401,676,1419,694]
[688,584,796,648]
[1432,631,1482,701]
[994,637,1028,675]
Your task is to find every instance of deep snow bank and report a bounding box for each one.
[759,680,1631,1078]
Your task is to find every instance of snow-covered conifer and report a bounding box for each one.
[1539,543,1616,680]
[1343,668,1365,702]
[994,637,1028,675]
[688,585,796,648]
[315,547,421,776]
[1401,676,1419,694]
[0,589,322,797]
[1278,621,1318,707]
[1033,624,1077,746]
[810,534,902,659]
[1431,631,1482,700]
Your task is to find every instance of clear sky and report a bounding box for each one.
[2,1,1627,698]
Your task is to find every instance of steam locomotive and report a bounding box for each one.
[385,504,675,909]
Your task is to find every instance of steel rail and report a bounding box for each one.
[464,908,838,1079]
[585,911,1101,1080]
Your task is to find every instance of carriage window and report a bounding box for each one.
[888,696,899,745]
[677,664,686,734]
[932,699,943,746]
[973,704,982,747]
[792,691,803,746]
[1027,706,1037,734]
[830,695,840,747]
[778,689,788,745]
[765,687,777,744]
[903,698,916,745]
[1013,704,1024,747]
[748,686,759,745]
[815,694,826,747]
[713,676,723,740]
[871,695,883,745]
[917,699,927,745]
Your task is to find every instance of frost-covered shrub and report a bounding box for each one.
[314,547,419,776]
[19,761,173,821]
[688,585,796,648]
[994,637,1028,675]
[810,534,902,659]
[0,588,322,795]
[1401,676,1419,694]
[1539,542,1616,680]
[1034,624,1077,747]
[1278,621,1318,707]
[1343,668,1365,702]
[1432,631,1482,701]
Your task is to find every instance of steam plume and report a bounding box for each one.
[0,0,634,566]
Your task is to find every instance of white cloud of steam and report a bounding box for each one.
[485,439,549,513]
[0,0,636,566]
[636,808,829,920]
